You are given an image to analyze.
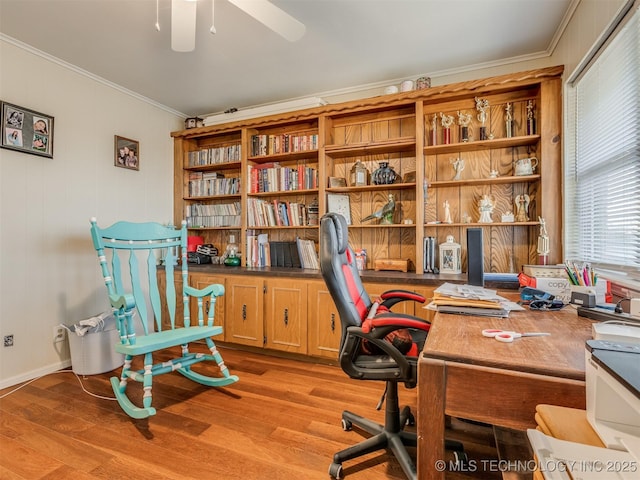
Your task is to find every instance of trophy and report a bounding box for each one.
[526,100,536,135]
[475,97,490,140]
[505,102,514,138]
[457,111,472,142]
[537,216,550,265]
[430,113,438,146]
[440,112,454,145]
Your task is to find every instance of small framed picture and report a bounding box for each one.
[1,101,54,158]
[114,135,139,170]
[328,176,347,188]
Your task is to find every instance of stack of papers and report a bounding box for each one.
[426,283,524,317]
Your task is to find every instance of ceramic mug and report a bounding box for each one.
[514,157,538,176]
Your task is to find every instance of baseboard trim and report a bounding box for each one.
[0,359,72,390]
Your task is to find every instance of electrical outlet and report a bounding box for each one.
[53,326,66,343]
[4,334,14,347]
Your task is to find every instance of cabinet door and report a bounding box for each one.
[190,274,226,340]
[307,281,341,359]
[225,276,264,347]
[264,279,307,354]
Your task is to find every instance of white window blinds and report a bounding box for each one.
[564,3,640,282]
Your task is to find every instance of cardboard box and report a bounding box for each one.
[519,271,610,303]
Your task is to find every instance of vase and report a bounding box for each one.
[372,162,397,185]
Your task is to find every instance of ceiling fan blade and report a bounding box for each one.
[227,0,305,42]
[171,0,197,52]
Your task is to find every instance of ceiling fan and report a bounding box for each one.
[168,0,306,52]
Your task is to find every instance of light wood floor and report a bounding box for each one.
[0,345,502,480]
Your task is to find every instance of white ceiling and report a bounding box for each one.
[0,0,574,117]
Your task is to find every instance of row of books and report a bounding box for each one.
[188,144,241,167]
[247,197,311,228]
[245,233,319,269]
[250,133,319,157]
[185,201,241,228]
[248,163,317,193]
[187,172,240,197]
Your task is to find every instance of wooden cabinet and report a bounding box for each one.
[264,278,308,354]
[172,66,563,275]
[225,275,264,347]
[189,273,226,340]
[307,280,341,359]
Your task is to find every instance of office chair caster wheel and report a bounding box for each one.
[341,418,353,431]
[328,462,343,479]
[453,450,469,469]
[405,412,415,426]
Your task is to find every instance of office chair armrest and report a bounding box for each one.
[342,326,412,380]
[378,289,426,309]
[366,312,430,332]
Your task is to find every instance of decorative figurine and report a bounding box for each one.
[440,112,455,145]
[457,111,472,142]
[475,97,490,140]
[489,169,499,178]
[461,212,472,224]
[537,216,550,265]
[443,200,453,224]
[526,100,536,135]
[439,235,462,274]
[451,157,465,181]
[430,114,438,146]
[515,194,531,222]
[505,102,514,138]
[478,194,495,223]
[362,193,395,225]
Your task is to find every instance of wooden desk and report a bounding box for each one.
[417,308,594,480]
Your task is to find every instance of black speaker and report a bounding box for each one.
[467,228,484,286]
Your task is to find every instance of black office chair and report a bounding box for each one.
[319,213,464,480]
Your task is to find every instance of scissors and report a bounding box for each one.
[482,329,550,343]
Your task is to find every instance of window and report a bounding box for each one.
[564,1,640,286]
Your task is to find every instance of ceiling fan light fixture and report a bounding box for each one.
[171,0,197,52]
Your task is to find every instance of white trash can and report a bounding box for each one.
[65,311,124,375]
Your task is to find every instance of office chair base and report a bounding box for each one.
[330,406,466,480]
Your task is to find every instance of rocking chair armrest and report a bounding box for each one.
[378,289,426,309]
[109,293,136,311]
[184,283,225,299]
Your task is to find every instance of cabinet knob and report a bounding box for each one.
[331,313,336,332]
[283,308,288,326]
[242,304,247,320]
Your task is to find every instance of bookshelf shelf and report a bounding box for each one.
[172,66,563,274]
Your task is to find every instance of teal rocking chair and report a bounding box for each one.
[90,218,238,419]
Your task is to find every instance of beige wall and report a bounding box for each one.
[0,0,626,387]
[0,40,183,387]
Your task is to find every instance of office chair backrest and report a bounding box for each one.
[320,213,372,345]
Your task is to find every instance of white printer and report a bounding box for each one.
[528,339,640,479]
